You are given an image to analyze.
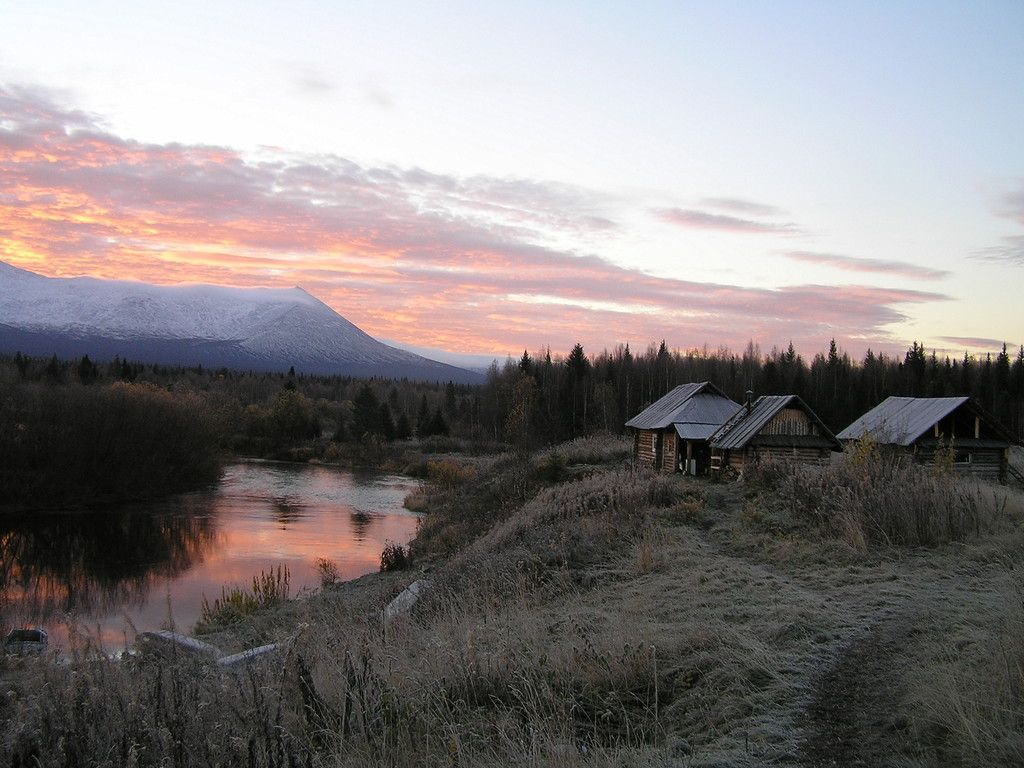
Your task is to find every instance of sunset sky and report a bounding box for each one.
[1,1,1022,363]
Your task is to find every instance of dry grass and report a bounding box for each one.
[4,437,1024,767]
[906,570,1024,766]
[195,565,291,634]
[747,448,1016,549]
[536,433,632,468]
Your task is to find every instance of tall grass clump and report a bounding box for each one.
[912,575,1024,765]
[750,443,1013,548]
[196,565,290,633]
[1,651,309,767]
[537,433,632,467]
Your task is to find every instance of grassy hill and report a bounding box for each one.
[3,435,1022,767]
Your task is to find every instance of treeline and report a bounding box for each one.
[0,377,222,509]
[478,339,1024,445]
[2,354,471,466]
[4,337,1022,475]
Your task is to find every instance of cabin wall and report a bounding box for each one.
[634,430,658,469]
[754,445,832,465]
[661,434,677,473]
[712,444,832,473]
[913,445,1006,482]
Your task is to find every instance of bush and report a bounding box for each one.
[763,448,1011,549]
[535,451,567,482]
[538,433,631,467]
[315,557,340,587]
[380,542,410,572]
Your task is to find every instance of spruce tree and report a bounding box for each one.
[395,413,413,440]
[380,403,395,442]
[415,394,431,437]
[352,385,382,440]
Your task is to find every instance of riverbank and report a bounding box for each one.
[3,435,1023,766]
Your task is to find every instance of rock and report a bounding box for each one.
[137,630,222,660]
[383,579,431,622]
[216,643,281,669]
[4,627,48,655]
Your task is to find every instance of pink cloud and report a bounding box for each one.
[0,84,949,356]
[937,336,1017,351]
[783,250,949,280]
[654,207,798,234]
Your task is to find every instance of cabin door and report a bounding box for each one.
[694,443,711,474]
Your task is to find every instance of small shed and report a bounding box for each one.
[625,382,741,474]
[709,394,841,473]
[837,396,1016,483]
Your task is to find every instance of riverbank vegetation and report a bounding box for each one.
[0,378,223,509]
[2,437,1022,766]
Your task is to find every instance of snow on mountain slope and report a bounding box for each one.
[0,262,481,382]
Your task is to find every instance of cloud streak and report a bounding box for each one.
[937,336,1017,350]
[0,85,948,355]
[654,207,798,234]
[782,250,949,280]
[973,181,1024,266]
[700,197,784,217]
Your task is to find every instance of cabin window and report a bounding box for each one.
[954,450,972,465]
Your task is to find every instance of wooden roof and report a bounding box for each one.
[625,382,739,431]
[836,396,1016,446]
[710,394,841,451]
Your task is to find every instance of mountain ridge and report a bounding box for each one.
[0,262,482,383]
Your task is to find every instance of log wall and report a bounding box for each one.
[635,430,658,469]
[914,446,1006,483]
[661,434,677,473]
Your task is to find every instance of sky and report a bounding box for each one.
[1,1,1022,363]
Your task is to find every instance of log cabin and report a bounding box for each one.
[709,394,841,473]
[837,396,1017,483]
[625,382,741,474]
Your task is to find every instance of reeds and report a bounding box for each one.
[196,565,291,632]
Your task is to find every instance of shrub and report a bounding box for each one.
[315,557,340,587]
[767,449,1011,549]
[536,451,567,482]
[380,542,410,572]
[425,458,476,488]
[538,433,631,467]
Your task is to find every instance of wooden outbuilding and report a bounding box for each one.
[625,382,741,474]
[837,396,1017,483]
[709,394,841,473]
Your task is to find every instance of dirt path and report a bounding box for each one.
[792,560,1008,767]
[796,618,912,766]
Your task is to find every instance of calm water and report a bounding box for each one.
[0,462,420,650]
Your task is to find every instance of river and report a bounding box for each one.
[0,461,421,651]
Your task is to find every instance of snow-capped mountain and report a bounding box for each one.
[0,262,481,383]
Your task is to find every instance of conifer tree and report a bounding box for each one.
[380,403,395,442]
[352,385,382,440]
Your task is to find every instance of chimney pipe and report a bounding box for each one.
[745,390,753,414]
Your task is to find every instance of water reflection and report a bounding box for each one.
[0,504,219,621]
[0,462,420,649]
[349,511,373,542]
